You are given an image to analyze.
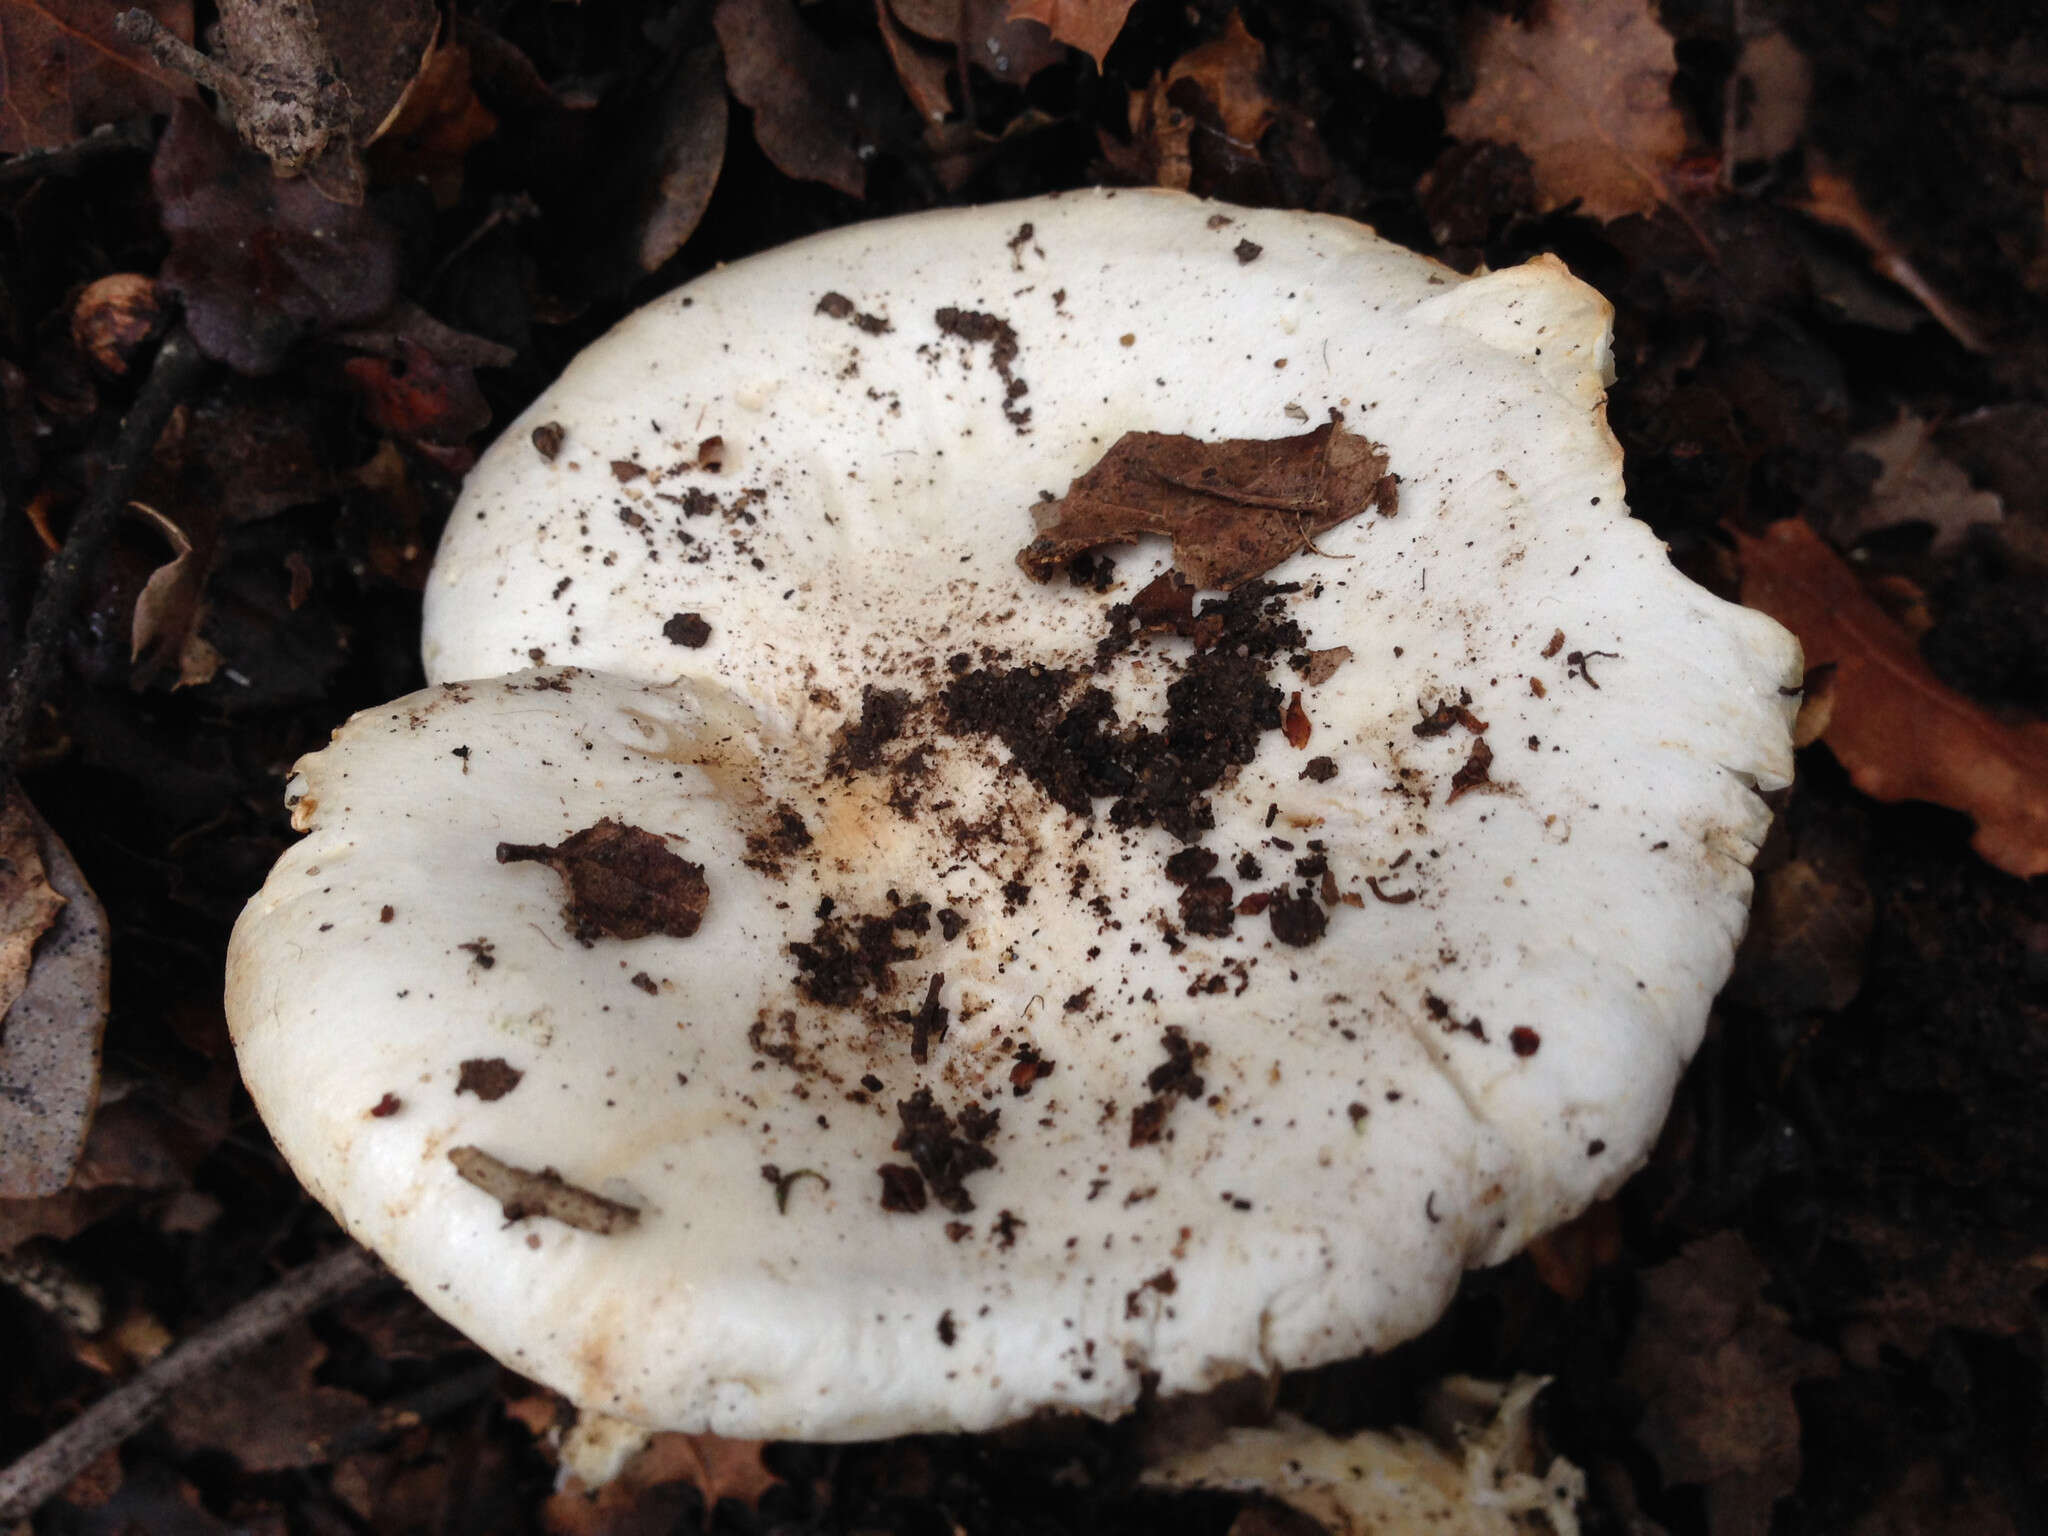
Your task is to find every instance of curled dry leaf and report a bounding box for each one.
[1445,0,1685,222]
[127,502,221,689]
[363,31,500,208]
[1017,420,1394,590]
[1164,11,1274,147]
[1620,1233,1837,1536]
[1735,516,2048,878]
[0,793,110,1198]
[875,0,953,124]
[713,0,865,199]
[1003,0,1135,67]
[0,0,194,155]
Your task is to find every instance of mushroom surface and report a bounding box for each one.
[228,190,1799,1440]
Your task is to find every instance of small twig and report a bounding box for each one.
[0,1244,383,1520]
[0,325,209,785]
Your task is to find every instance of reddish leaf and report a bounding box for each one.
[1734,516,2048,878]
[713,0,864,199]
[342,339,491,445]
[1445,0,1685,222]
[1005,0,1136,66]
[153,101,401,375]
[363,32,499,207]
[0,0,194,155]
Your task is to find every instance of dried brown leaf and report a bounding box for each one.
[127,502,219,689]
[1446,0,1685,222]
[0,788,66,1027]
[0,0,194,155]
[635,43,727,272]
[546,1431,781,1534]
[0,794,108,1197]
[1017,421,1392,590]
[713,0,864,199]
[876,0,953,123]
[363,31,498,207]
[1165,12,1272,146]
[70,274,168,376]
[162,1322,367,1472]
[1727,31,1810,165]
[1621,1233,1838,1536]
[1735,516,2048,877]
[1840,411,2003,552]
[1004,0,1135,66]
[1793,160,1988,354]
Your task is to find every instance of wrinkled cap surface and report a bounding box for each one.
[228,190,1799,1440]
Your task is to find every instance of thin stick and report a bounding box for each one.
[0,325,209,785]
[0,1244,382,1520]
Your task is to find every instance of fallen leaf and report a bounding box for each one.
[0,788,67,1029]
[315,0,439,144]
[1840,411,2003,552]
[634,43,727,273]
[363,31,499,206]
[1004,0,1136,66]
[1727,31,1810,165]
[127,502,221,689]
[0,0,195,155]
[153,101,402,375]
[342,338,492,445]
[1445,0,1686,222]
[1522,1199,1621,1301]
[1793,158,1988,354]
[1620,1233,1838,1536]
[1164,12,1273,146]
[1832,1212,2048,1362]
[1735,516,2048,878]
[163,1322,368,1472]
[894,0,1063,85]
[713,0,865,199]
[1725,854,1873,1015]
[1017,420,1394,590]
[546,1431,782,1534]
[876,0,953,123]
[0,793,109,1197]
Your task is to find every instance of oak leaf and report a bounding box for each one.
[1018,420,1393,590]
[1446,0,1685,222]
[713,0,864,199]
[1735,516,2048,878]
[1840,411,2003,553]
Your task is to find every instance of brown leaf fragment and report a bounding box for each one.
[633,43,726,273]
[546,1430,782,1529]
[1523,1199,1620,1301]
[713,0,865,199]
[1793,158,1987,355]
[1281,691,1311,749]
[0,0,194,155]
[1621,1233,1837,1536]
[1446,737,1495,803]
[1447,0,1685,222]
[71,275,168,376]
[1840,411,2003,553]
[362,30,498,207]
[456,1058,523,1102]
[127,502,220,689]
[874,0,953,123]
[1003,0,1137,66]
[497,819,711,942]
[1412,697,1489,737]
[0,796,111,1198]
[449,1146,640,1233]
[1735,517,2048,877]
[1298,646,1351,686]
[162,1321,367,1473]
[1017,420,1392,590]
[0,788,69,1026]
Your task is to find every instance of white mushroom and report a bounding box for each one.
[227,190,1799,1441]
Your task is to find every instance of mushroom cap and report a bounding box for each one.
[229,191,1798,1441]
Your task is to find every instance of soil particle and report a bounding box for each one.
[830,684,915,775]
[531,422,564,460]
[1267,885,1328,947]
[456,1058,523,1101]
[497,820,711,943]
[892,1088,999,1214]
[663,611,711,647]
[790,905,919,1007]
[1178,875,1237,937]
[934,305,1031,429]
